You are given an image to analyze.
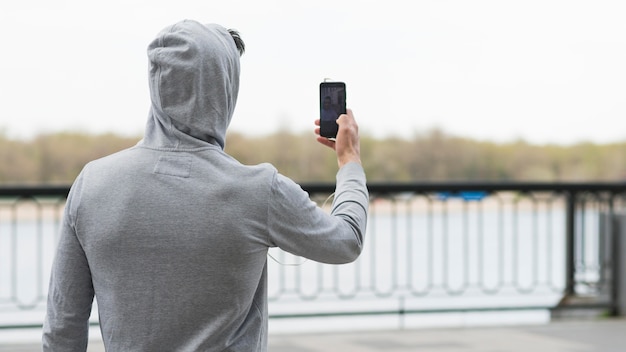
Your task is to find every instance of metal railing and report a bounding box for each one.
[1,182,624,328]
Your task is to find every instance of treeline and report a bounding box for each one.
[1,129,626,185]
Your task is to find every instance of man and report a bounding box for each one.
[321,95,339,121]
[42,20,368,351]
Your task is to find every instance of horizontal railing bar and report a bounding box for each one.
[270,303,614,319]
[0,321,101,330]
[0,186,70,198]
[310,182,626,194]
[3,182,626,198]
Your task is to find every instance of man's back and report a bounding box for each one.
[42,20,368,351]
[71,144,276,350]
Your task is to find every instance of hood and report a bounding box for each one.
[141,20,240,150]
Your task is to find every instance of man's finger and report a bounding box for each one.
[316,137,336,150]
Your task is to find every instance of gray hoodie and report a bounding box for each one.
[42,20,368,351]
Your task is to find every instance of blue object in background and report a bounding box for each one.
[437,191,488,201]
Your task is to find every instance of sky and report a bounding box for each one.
[1,0,625,145]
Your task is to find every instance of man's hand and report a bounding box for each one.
[315,109,361,168]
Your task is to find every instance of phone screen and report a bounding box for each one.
[319,82,346,139]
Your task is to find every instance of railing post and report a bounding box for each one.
[564,190,576,297]
[613,211,625,316]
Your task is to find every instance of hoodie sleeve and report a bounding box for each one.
[42,173,95,351]
[267,162,368,264]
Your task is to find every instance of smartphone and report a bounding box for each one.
[319,81,346,139]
